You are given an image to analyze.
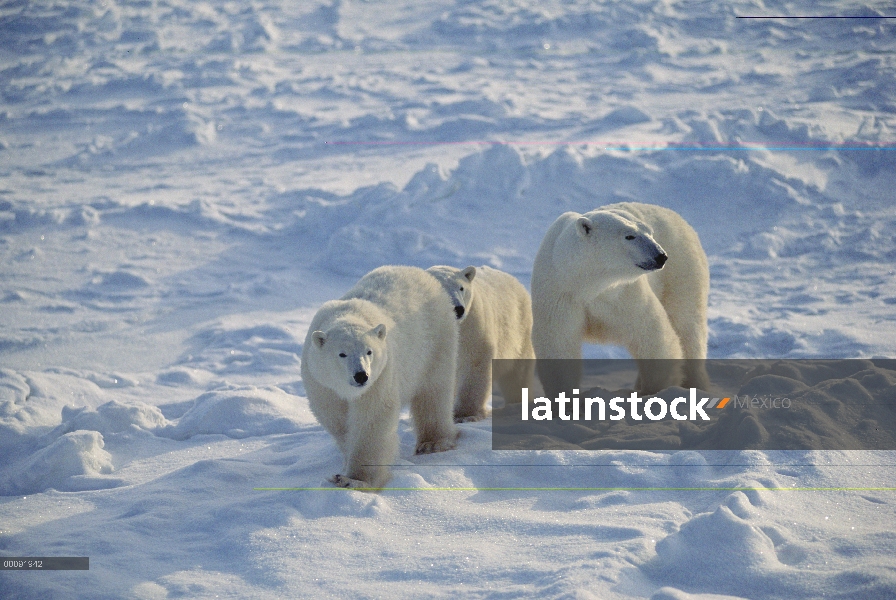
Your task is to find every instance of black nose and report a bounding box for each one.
[454,306,465,319]
[654,253,667,268]
[353,371,368,385]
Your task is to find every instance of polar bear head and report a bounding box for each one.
[562,208,668,290]
[306,321,388,399]
[426,265,476,322]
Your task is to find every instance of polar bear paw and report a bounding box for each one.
[329,474,372,489]
[415,436,457,455]
[454,409,490,423]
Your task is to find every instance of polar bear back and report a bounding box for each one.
[466,266,535,360]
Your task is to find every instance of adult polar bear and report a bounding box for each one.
[426,265,535,422]
[302,265,458,490]
[531,202,709,395]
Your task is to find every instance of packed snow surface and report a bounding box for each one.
[1,1,895,598]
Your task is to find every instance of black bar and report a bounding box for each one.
[1,557,89,570]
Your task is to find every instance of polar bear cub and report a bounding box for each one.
[427,265,535,422]
[530,202,709,394]
[301,265,459,490]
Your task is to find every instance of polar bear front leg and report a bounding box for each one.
[412,376,459,454]
[305,379,350,455]
[531,297,587,397]
[409,336,459,453]
[599,281,684,393]
[338,393,401,490]
[412,390,459,454]
[532,294,587,360]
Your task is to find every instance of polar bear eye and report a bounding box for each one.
[625,235,636,240]
[338,352,347,358]
[459,286,464,291]
[366,350,372,355]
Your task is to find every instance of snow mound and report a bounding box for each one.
[0,369,30,399]
[51,400,169,437]
[0,369,107,451]
[651,587,752,600]
[643,504,784,593]
[323,223,464,277]
[179,322,302,375]
[3,430,119,495]
[163,386,314,440]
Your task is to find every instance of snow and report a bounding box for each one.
[1,0,896,597]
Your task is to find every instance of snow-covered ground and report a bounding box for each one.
[2,1,896,598]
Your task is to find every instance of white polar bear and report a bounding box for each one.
[301,265,459,490]
[530,202,709,395]
[427,265,536,422]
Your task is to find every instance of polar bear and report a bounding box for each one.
[301,265,459,490]
[427,265,535,422]
[530,202,709,395]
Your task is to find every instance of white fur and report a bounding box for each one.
[427,265,535,422]
[301,265,459,490]
[531,202,709,394]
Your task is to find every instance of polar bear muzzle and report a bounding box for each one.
[638,251,668,271]
[631,234,668,271]
[353,370,369,386]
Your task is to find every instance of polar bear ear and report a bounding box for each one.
[372,324,387,339]
[312,331,327,348]
[576,217,594,237]
[461,266,477,282]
